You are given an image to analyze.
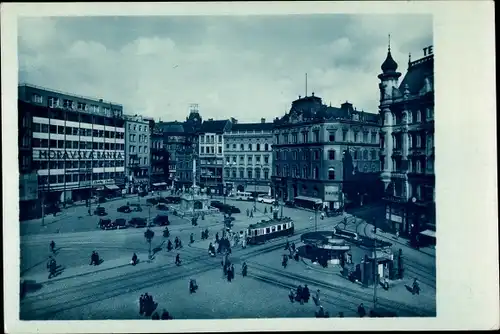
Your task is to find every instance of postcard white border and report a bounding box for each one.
[2,1,498,332]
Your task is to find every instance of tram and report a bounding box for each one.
[246,217,294,245]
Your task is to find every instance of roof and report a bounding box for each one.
[381,50,399,73]
[230,122,274,132]
[248,217,293,229]
[158,121,185,134]
[199,120,230,134]
[399,54,434,95]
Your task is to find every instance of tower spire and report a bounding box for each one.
[408,52,412,67]
[388,34,391,51]
[305,73,308,97]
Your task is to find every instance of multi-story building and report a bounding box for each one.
[150,124,168,188]
[378,45,435,236]
[124,115,151,194]
[176,108,202,189]
[223,118,274,195]
[198,119,232,194]
[272,93,381,211]
[157,121,186,188]
[18,84,126,216]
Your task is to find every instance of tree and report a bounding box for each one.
[144,228,155,260]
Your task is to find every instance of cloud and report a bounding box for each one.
[18,15,432,123]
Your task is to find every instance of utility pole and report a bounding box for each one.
[314,204,318,232]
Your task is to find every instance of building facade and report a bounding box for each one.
[378,45,435,236]
[18,84,126,214]
[272,94,381,211]
[175,109,202,189]
[124,115,151,194]
[198,119,232,194]
[150,125,168,188]
[223,118,274,196]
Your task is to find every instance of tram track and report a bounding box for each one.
[246,261,434,317]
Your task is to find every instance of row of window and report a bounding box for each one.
[225,169,270,179]
[31,94,122,117]
[200,146,222,154]
[128,157,149,165]
[28,105,125,127]
[128,145,149,154]
[225,155,270,165]
[388,108,434,126]
[390,133,434,150]
[389,157,434,173]
[33,160,125,170]
[38,172,125,185]
[275,129,379,145]
[33,123,125,139]
[200,135,222,144]
[128,123,149,132]
[33,139,125,151]
[275,149,378,161]
[225,143,271,151]
[274,165,340,180]
[128,133,149,143]
[129,170,149,178]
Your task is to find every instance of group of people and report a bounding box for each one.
[285,241,300,262]
[166,237,183,252]
[46,255,57,279]
[200,228,209,240]
[222,260,236,282]
[288,284,311,304]
[139,293,158,317]
[151,309,173,320]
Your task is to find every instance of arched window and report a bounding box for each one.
[363,150,368,160]
[255,168,261,179]
[328,167,335,180]
[264,143,269,151]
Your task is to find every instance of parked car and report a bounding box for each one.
[130,204,143,212]
[257,195,276,204]
[98,218,112,230]
[157,204,169,211]
[94,206,107,216]
[129,217,147,228]
[117,205,132,213]
[138,191,148,197]
[210,200,224,209]
[220,204,240,214]
[153,214,170,226]
[114,218,127,229]
[146,198,159,206]
[157,197,168,204]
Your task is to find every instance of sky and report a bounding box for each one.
[18,15,432,123]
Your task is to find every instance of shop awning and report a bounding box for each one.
[419,230,436,238]
[153,182,167,187]
[105,185,120,190]
[294,196,323,204]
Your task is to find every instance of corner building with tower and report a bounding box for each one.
[378,45,435,237]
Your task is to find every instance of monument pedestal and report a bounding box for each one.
[176,186,218,217]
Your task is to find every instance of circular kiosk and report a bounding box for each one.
[300,231,351,265]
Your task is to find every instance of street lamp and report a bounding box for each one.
[225,161,236,205]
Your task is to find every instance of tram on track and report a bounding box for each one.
[246,217,294,245]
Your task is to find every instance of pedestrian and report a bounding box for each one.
[338,312,344,318]
[152,312,160,320]
[139,295,144,315]
[161,309,171,320]
[230,264,235,280]
[288,289,295,303]
[357,303,366,317]
[314,289,321,306]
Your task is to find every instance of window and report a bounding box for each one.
[226,157,230,163]
[218,146,222,154]
[144,158,148,165]
[256,155,261,163]
[314,151,320,160]
[248,156,253,164]
[77,102,87,111]
[371,133,377,143]
[329,133,335,142]
[32,94,43,104]
[218,135,222,143]
[201,147,205,154]
[33,123,41,133]
[292,133,298,143]
[363,150,368,160]
[313,130,319,142]
[354,150,359,160]
[240,170,244,178]
[232,156,237,163]
[264,155,269,164]
[292,151,297,160]
[48,97,60,108]
[313,167,319,179]
[416,110,422,123]
[371,150,377,160]
[240,144,244,150]
[416,160,422,173]
[256,143,261,151]
[41,124,49,133]
[302,166,308,178]
[275,164,280,176]
[328,150,336,160]
[416,135,422,148]
[49,125,57,134]
[226,144,230,150]
[328,168,335,180]
[354,132,359,142]
[138,146,142,153]
[363,132,368,143]
[303,132,308,143]
[200,136,205,143]
[233,144,236,149]
[248,144,252,151]
[265,143,269,151]
[255,169,261,179]
[342,130,348,142]
[275,134,280,145]
[264,170,269,179]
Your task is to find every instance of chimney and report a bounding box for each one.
[231,117,238,124]
[261,118,265,123]
[208,118,214,121]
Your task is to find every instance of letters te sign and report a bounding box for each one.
[423,46,433,56]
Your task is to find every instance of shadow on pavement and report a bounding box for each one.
[20,280,43,299]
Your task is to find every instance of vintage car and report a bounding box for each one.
[210,201,224,209]
[114,218,127,229]
[146,198,159,206]
[157,197,168,204]
[98,218,112,230]
[257,195,276,204]
[94,206,107,216]
[117,205,132,213]
[153,214,170,226]
[157,204,169,211]
[129,217,147,228]
[129,204,143,212]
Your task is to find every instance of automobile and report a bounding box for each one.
[44,205,61,215]
[257,195,276,204]
[130,204,143,212]
[98,218,112,230]
[138,191,148,197]
[210,200,224,209]
[157,197,168,204]
[98,196,107,204]
[114,218,127,229]
[284,200,296,208]
[153,214,170,226]
[94,206,107,216]
[165,196,181,204]
[117,205,132,213]
[157,204,169,211]
[146,198,159,206]
[129,217,147,228]
[220,204,240,214]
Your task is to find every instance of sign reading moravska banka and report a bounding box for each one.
[36,150,124,160]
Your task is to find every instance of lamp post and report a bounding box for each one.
[225,161,236,205]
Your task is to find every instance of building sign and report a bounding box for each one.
[324,185,340,202]
[19,172,38,201]
[35,150,123,160]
